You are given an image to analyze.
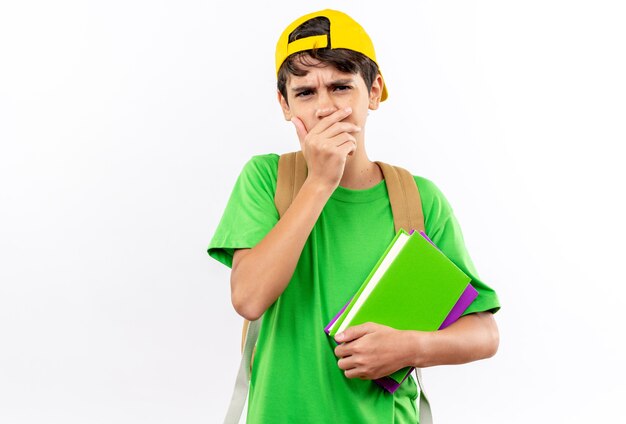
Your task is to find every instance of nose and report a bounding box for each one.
[315,91,338,119]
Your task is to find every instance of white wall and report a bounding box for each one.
[1,1,624,422]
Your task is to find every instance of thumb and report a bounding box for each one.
[335,323,373,343]
[290,116,308,145]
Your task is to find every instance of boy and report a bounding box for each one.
[208,9,500,423]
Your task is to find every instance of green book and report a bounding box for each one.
[324,229,477,393]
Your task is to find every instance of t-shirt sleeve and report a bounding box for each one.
[207,154,280,269]
[416,177,501,315]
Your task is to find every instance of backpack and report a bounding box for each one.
[224,151,433,424]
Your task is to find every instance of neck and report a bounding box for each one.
[338,145,383,190]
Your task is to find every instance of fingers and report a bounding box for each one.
[292,112,358,159]
[309,107,354,135]
[323,121,361,139]
[343,368,363,379]
[289,107,360,188]
[290,116,308,145]
[337,355,367,380]
[292,110,359,142]
[337,356,355,371]
[334,332,363,358]
[334,342,344,357]
[334,338,368,379]
[335,323,373,343]
[331,133,357,148]
[336,138,357,157]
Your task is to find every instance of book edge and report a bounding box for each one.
[330,229,409,336]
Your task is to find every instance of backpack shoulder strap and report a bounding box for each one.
[225,317,261,424]
[274,151,308,217]
[274,152,425,233]
[374,161,425,234]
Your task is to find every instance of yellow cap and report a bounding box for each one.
[275,9,388,101]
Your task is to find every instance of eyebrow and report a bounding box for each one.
[290,79,355,92]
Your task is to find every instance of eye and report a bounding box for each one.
[295,90,313,98]
[334,85,352,92]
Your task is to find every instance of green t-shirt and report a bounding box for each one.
[208,153,500,423]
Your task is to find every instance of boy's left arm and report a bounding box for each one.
[333,313,499,380]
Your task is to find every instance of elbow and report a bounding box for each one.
[232,296,264,321]
[231,275,265,321]
[469,311,499,360]
[484,314,500,358]
[485,331,499,359]
[230,249,265,321]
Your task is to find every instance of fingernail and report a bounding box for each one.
[335,333,344,342]
[344,107,352,113]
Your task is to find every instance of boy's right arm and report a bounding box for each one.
[230,179,333,321]
[230,108,359,321]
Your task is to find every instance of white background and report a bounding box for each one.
[1,1,625,423]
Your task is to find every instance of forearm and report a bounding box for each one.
[409,312,499,368]
[231,177,333,320]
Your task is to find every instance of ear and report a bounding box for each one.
[277,90,292,120]
[368,74,384,110]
